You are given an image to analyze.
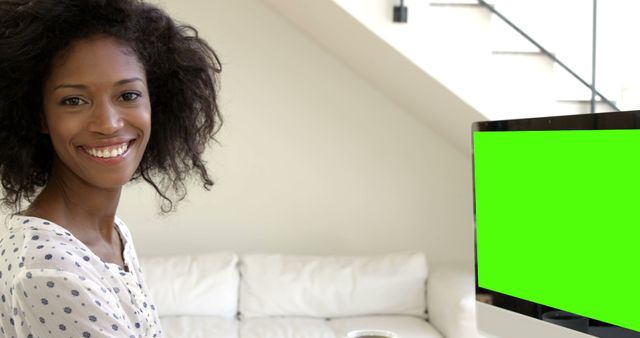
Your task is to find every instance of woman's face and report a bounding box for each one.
[42,35,151,191]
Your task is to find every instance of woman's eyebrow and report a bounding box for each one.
[52,83,87,91]
[52,77,145,91]
[115,77,145,86]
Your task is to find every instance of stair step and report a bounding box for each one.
[491,50,543,55]
[619,87,640,110]
[429,3,483,7]
[429,0,483,5]
[553,101,618,115]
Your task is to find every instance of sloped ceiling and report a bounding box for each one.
[260,0,485,154]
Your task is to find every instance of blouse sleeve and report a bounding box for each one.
[12,268,137,338]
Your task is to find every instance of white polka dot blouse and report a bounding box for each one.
[0,216,162,338]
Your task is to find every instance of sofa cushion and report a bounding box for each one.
[139,252,239,317]
[240,317,335,338]
[160,316,238,338]
[327,316,443,338]
[239,252,428,318]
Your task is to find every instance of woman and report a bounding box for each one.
[0,0,221,336]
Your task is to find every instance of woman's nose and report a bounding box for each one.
[87,99,124,135]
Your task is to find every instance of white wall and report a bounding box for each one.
[117,0,475,264]
[4,0,476,264]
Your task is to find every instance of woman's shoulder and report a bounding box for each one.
[0,216,102,280]
[2,215,78,249]
[1,215,76,254]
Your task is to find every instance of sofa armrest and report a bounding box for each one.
[426,263,478,338]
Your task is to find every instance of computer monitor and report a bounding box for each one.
[472,111,640,338]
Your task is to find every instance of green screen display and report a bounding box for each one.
[474,129,640,332]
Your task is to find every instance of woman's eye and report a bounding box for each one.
[120,92,141,102]
[61,97,85,106]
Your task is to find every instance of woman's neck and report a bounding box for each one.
[24,172,122,248]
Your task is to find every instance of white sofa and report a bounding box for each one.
[139,252,478,338]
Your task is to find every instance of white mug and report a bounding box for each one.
[346,329,399,338]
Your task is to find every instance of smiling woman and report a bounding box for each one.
[42,36,153,194]
[0,0,221,337]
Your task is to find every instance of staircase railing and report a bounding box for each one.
[477,0,620,113]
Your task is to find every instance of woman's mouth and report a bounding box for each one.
[82,141,133,159]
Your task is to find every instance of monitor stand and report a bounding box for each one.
[478,302,593,338]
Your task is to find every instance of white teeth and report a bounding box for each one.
[86,142,129,159]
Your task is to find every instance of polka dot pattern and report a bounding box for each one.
[0,216,162,337]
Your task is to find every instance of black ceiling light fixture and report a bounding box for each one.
[393,0,408,23]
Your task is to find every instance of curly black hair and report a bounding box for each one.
[0,0,222,213]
